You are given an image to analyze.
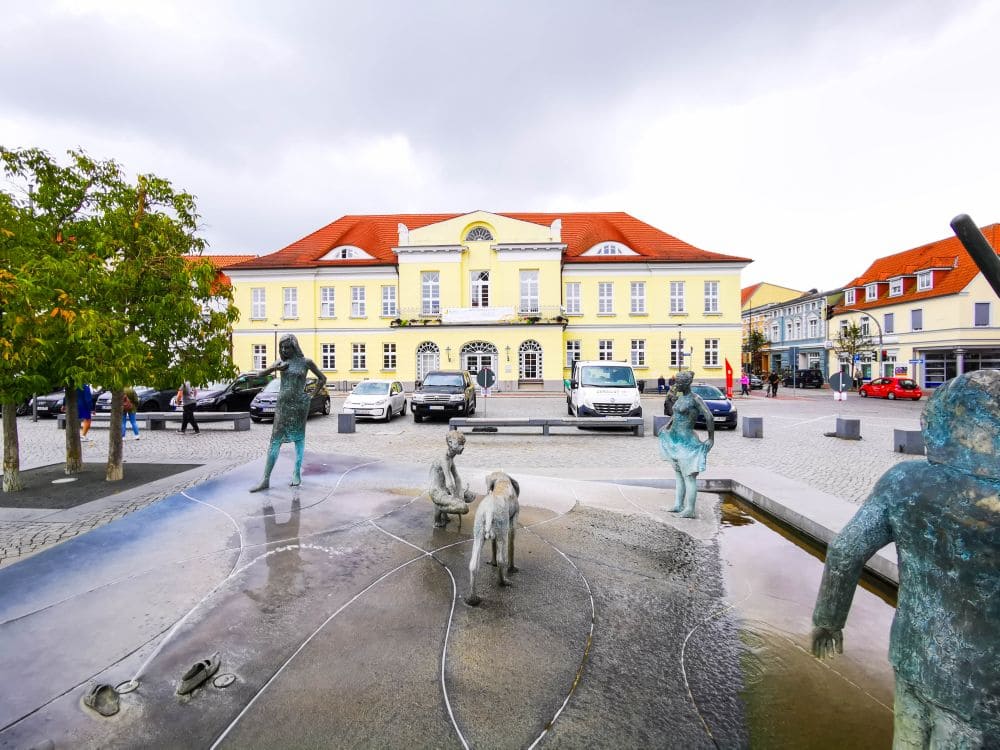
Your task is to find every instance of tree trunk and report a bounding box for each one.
[65,387,82,475]
[2,404,22,492]
[106,390,124,482]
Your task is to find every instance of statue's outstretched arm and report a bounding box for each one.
[811,477,894,655]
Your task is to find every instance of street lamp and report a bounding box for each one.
[273,323,279,365]
[675,324,683,372]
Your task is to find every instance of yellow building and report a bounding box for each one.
[224,211,751,390]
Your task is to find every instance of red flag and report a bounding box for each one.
[724,359,734,399]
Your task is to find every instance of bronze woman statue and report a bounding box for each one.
[250,334,327,492]
[657,370,715,518]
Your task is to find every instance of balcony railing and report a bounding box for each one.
[390,305,566,326]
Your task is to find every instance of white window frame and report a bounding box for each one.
[383,342,397,370]
[884,312,895,334]
[889,278,903,297]
[320,287,335,318]
[865,284,878,301]
[669,281,686,313]
[351,286,366,318]
[598,282,614,314]
[704,280,719,313]
[471,271,490,308]
[321,343,336,370]
[630,282,646,314]
[911,308,923,331]
[251,288,266,320]
[808,317,818,338]
[630,339,646,367]
[520,270,539,314]
[771,323,780,341]
[974,302,990,327]
[844,289,856,305]
[566,339,581,367]
[564,282,581,315]
[252,344,267,370]
[598,339,614,361]
[352,343,366,370]
[860,317,871,337]
[670,339,683,368]
[381,285,397,317]
[282,287,298,318]
[421,272,440,316]
[917,271,932,291]
[704,339,719,367]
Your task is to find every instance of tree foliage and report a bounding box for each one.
[832,321,875,365]
[0,147,237,488]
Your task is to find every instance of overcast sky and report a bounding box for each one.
[3,0,998,291]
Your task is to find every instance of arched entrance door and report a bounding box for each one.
[416,342,440,382]
[519,340,543,383]
[461,341,498,381]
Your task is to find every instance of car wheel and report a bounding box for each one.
[384,405,392,423]
[401,400,407,416]
[567,400,573,416]
[859,389,868,397]
[888,392,896,400]
[322,398,331,415]
[469,399,476,415]
[251,416,262,423]
[413,413,422,423]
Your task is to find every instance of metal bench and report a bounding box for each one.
[58,411,252,432]
[449,416,644,437]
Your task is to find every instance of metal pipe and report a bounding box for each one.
[950,214,1000,299]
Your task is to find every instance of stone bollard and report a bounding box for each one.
[337,413,356,434]
[653,415,670,435]
[742,416,763,438]
[835,417,862,440]
[893,429,925,455]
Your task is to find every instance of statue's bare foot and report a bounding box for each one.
[250,480,270,493]
[433,514,448,528]
[498,577,511,587]
[679,509,697,519]
[665,504,682,513]
[507,565,518,574]
[464,594,481,607]
[289,475,301,487]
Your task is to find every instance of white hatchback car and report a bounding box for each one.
[343,380,407,422]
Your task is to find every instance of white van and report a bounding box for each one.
[565,360,642,417]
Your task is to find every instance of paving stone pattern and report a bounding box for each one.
[1,388,922,567]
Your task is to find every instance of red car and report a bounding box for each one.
[859,377,922,400]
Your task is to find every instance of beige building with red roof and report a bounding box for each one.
[224,211,751,391]
[831,224,1000,386]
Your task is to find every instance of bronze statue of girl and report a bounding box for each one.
[250,334,327,492]
[657,370,715,518]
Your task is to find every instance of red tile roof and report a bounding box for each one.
[835,224,999,312]
[184,254,259,290]
[741,283,762,306]
[228,212,750,270]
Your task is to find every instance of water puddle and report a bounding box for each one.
[718,497,896,749]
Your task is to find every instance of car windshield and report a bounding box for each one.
[423,374,464,387]
[262,379,281,394]
[692,385,725,400]
[353,382,390,395]
[580,366,636,387]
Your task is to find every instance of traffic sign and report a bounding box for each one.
[853,355,861,362]
[829,372,849,391]
[476,367,496,389]
[908,359,925,364]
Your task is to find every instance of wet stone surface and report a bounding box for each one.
[0,454,745,749]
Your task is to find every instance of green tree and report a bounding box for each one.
[87,167,238,480]
[0,148,110,484]
[833,322,875,385]
[742,327,768,373]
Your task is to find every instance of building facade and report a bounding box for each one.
[753,289,842,377]
[831,224,999,387]
[224,211,750,391]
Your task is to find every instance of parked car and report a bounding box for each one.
[749,375,764,390]
[30,389,67,418]
[196,373,273,412]
[411,370,476,422]
[565,360,642,417]
[859,377,923,401]
[249,377,331,422]
[782,369,825,388]
[688,383,738,430]
[96,386,177,413]
[343,380,406,422]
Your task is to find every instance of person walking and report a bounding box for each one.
[657,374,666,395]
[768,371,780,398]
[122,387,140,440]
[78,384,94,441]
[179,380,200,435]
[740,372,750,397]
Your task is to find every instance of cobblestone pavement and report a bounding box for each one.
[1,387,924,567]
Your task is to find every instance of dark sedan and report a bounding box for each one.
[249,378,331,422]
[29,390,66,418]
[196,373,273,412]
[783,369,825,388]
[691,384,738,430]
[96,386,177,412]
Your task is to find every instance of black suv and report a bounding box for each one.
[195,373,274,412]
[411,370,476,422]
[782,369,825,388]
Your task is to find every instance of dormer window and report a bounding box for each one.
[865,284,878,301]
[917,271,932,291]
[582,241,638,257]
[320,245,374,261]
[464,226,494,242]
[889,278,903,296]
[844,289,856,305]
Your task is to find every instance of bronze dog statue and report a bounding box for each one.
[465,471,520,606]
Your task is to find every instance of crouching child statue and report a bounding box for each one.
[811,370,999,748]
[428,429,476,528]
